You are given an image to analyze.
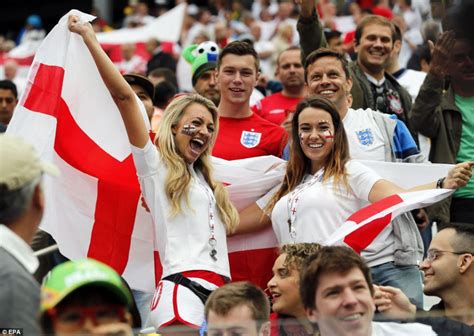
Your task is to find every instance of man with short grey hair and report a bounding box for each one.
[0,134,58,334]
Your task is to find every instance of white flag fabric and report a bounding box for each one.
[325,189,454,251]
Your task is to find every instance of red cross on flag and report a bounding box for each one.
[7,10,157,292]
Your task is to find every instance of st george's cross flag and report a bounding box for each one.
[7,10,158,292]
[325,188,454,251]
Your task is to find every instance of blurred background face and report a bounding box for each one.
[268,254,304,316]
[207,305,260,336]
[194,69,220,106]
[276,49,305,91]
[0,88,17,125]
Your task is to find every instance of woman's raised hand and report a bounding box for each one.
[68,14,94,38]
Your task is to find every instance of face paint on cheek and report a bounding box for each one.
[322,129,334,142]
[299,132,305,144]
[181,124,197,136]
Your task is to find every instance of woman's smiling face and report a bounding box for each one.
[297,107,335,174]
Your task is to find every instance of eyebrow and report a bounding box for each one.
[321,280,366,293]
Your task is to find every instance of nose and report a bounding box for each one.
[341,289,358,307]
[80,315,96,332]
[209,74,217,86]
[373,37,383,48]
[267,275,276,289]
[232,71,243,84]
[419,258,430,271]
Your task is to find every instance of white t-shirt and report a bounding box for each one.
[372,321,437,335]
[131,140,230,279]
[344,108,387,162]
[271,161,381,244]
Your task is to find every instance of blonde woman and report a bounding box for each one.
[68,15,238,331]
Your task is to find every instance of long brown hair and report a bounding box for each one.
[265,96,350,213]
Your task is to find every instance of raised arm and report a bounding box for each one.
[296,0,327,65]
[368,162,473,203]
[410,31,455,138]
[68,15,148,148]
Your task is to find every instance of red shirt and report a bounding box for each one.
[252,92,303,125]
[212,113,288,160]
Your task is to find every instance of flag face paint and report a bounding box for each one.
[182,124,197,136]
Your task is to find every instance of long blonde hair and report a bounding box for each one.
[156,94,238,233]
[265,96,350,214]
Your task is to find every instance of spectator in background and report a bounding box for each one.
[410,31,474,227]
[323,28,344,56]
[252,47,305,127]
[0,134,59,335]
[250,22,275,78]
[268,243,320,336]
[17,14,45,45]
[2,60,26,97]
[419,223,474,325]
[205,282,271,336]
[407,20,441,71]
[123,0,155,28]
[152,81,177,130]
[387,23,426,102]
[0,80,18,131]
[118,43,147,75]
[124,73,155,122]
[148,67,178,89]
[40,259,139,335]
[146,38,177,75]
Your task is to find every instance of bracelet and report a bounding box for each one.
[436,177,446,189]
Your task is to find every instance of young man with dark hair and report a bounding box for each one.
[298,0,413,132]
[205,282,270,336]
[419,222,474,325]
[0,80,18,131]
[300,246,437,336]
[213,40,288,290]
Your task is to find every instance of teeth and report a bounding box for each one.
[319,90,335,95]
[341,314,362,321]
[309,144,323,148]
[193,138,204,145]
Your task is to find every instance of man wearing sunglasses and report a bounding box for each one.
[419,222,474,325]
[40,258,139,335]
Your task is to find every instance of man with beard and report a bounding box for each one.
[251,47,305,127]
[298,0,413,132]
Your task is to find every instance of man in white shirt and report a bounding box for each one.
[0,134,58,334]
[300,246,438,336]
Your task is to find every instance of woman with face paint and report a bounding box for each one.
[239,95,472,245]
[68,15,239,332]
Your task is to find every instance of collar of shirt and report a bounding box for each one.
[0,224,39,274]
[365,73,386,87]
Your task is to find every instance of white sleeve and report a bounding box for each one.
[256,184,282,209]
[130,139,159,177]
[346,161,382,201]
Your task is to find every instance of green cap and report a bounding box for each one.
[182,41,219,86]
[40,259,132,313]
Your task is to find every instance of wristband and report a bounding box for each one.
[436,177,446,189]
